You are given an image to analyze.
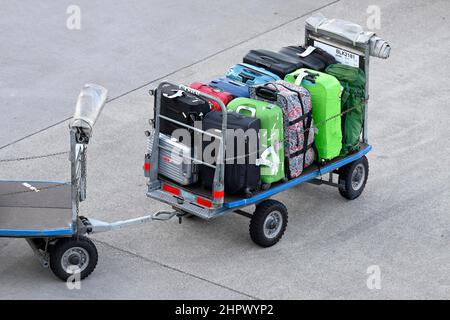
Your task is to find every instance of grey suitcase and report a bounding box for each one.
[158,133,198,185]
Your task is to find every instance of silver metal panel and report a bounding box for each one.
[0,181,72,231]
[158,133,198,185]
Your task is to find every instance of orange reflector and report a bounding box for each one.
[162,183,180,196]
[196,197,212,208]
[213,190,224,199]
[143,163,151,171]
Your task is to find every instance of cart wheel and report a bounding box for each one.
[338,155,369,200]
[49,236,98,282]
[249,200,288,247]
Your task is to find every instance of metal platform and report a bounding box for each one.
[147,143,372,218]
[0,180,73,237]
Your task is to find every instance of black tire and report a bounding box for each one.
[49,236,98,281]
[338,155,369,200]
[249,200,288,247]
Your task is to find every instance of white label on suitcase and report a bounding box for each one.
[313,41,360,68]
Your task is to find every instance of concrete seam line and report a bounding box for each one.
[0,0,340,151]
[95,239,260,300]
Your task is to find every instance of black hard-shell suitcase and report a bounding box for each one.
[279,46,337,71]
[201,110,261,195]
[243,49,303,78]
[157,83,211,138]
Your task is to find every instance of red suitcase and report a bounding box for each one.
[190,82,233,111]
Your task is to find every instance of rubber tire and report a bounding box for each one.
[249,200,288,247]
[49,236,98,281]
[338,155,369,200]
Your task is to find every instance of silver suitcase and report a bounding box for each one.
[158,133,198,185]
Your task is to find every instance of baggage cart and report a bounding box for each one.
[144,24,379,247]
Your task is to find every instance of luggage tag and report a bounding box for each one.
[297,46,316,58]
[163,89,184,99]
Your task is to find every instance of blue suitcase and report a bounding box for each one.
[209,77,250,98]
[225,63,281,86]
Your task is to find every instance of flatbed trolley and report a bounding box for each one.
[0,20,383,281]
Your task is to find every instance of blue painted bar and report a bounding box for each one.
[224,145,372,209]
[0,228,73,237]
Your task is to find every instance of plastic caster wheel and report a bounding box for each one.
[249,200,288,247]
[338,155,369,200]
[49,236,98,281]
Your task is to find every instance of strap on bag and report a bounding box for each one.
[294,70,309,86]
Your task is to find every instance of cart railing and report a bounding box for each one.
[305,23,371,144]
[146,82,228,208]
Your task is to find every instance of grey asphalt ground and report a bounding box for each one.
[1,0,449,299]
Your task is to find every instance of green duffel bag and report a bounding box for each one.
[227,97,285,186]
[325,64,366,155]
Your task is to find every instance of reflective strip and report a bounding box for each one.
[162,183,180,196]
[196,197,212,208]
[143,163,151,171]
[213,190,224,199]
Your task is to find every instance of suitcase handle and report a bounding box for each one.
[256,55,276,68]
[228,79,246,87]
[235,105,256,117]
[239,72,255,83]
[242,67,262,76]
[255,86,278,101]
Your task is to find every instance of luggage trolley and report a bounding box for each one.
[0,84,172,281]
[145,22,386,247]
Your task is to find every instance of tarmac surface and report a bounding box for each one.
[1,0,449,299]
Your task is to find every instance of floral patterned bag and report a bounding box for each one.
[249,80,315,179]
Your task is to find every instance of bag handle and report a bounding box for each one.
[256,55,277,68]
[255,85,278,101]
[235,105,256,117]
